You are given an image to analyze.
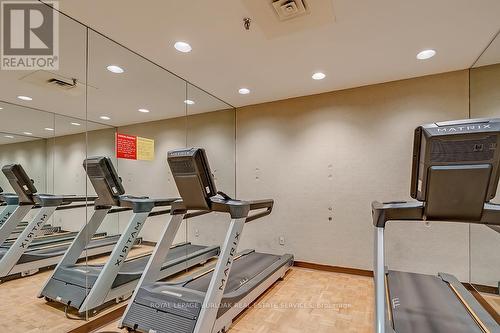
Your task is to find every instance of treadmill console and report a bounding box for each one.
[411,118,500,220]
[84,157,125,207]
[1,164,37,204]
[167,148,217,210]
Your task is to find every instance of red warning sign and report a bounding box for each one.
[116,133,137,160]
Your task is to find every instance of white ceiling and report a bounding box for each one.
[0,10,231,128]
[53,0,500,107]
[474,32,500,68]
[0,101,111,145]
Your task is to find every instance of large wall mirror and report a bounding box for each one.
[186,84,236,254]
[0,8,93,330]
[0,1,232,330]
[469,31,500,316]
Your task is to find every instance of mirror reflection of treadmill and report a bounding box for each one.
[0,193,63,241]
[373,118,500,333]
[39,156,220,314]
[120,148,294,333]
[0,164,120,279]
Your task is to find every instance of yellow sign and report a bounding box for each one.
[137,136,155,161]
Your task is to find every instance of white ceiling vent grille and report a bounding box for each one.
[19,70,97,96]
[272,0,309,21]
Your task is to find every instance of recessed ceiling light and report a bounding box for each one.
[138,108,150,113]
[4,135,14,139]
[17,95,33,101]
[312,72,326,80]
[44,127,54,131]
[23,132,33,135]
[184,99,195,105]
[238,88,250,95]
[174,41,192,53]
[100,116,111,120]
[70,122,81,126]
[416,49,436,60]
[0,107,3,110]
[106,65,125,73]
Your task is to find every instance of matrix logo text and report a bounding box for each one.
[1,1,59,70]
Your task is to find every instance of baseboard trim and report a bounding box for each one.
[471,283,499,295]
[293,261,373,277]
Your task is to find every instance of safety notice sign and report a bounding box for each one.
[116,133,154,161]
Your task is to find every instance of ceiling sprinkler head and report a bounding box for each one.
[243,17,251,30]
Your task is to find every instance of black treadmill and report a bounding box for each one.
[0,192,62,240]
[39,156,219,314]
[120,148,293,333]
[373,118,500,333]
[0,164,120,279]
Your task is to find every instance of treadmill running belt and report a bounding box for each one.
[1,232,78,249]
[57,243,208,290]
[388,271,485,333]
[186,252,282,292]
[16,235,120,264]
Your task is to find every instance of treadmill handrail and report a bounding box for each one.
[372,200,500,228]
[246,199,274,223]
[0,193,19,205]
[34,194,98,207]
[118,196,178,213]
[176,198,273,223]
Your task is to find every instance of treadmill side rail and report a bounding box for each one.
[38,208,110,297]
[0,206,57,277]
[439,273,500,332]
[374,227,394,333]
[194,217,246,333]
[119,213,185,328]
[0,204,33,245]
[79,211,150,312]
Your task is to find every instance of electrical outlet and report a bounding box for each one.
[279,236,285,246]
[195,229,199,237]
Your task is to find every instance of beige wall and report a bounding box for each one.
[0,139,50,223]
[236,70,473,280]
[0,139,48,194]
[470,63,500,118]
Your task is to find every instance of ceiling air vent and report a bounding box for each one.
[272,0,308,21]
[47,77,77,90]
[19,70,96,97]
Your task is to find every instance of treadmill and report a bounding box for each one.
[39,156,220,314]
[373,118,500,333]
[0,192,62,240]
[0,164,119,278]
[0,186,4,209]
[120,148,294,333]
[0,164,71,246]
